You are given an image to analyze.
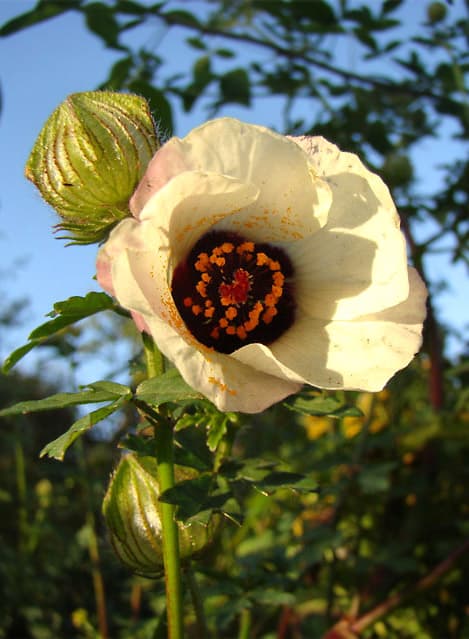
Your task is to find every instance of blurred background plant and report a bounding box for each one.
[0,1,468,637]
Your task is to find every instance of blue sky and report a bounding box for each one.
[0,0,467,385]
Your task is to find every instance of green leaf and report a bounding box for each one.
[253,471,318,495]
[40,396,129,460]
[83,2,121,48]
[357,462,397,494]
[0,381,131,417]
[0,0,80,37]
[248,588,296,606]
[159,474,212,519]
[128,81,173,135]
[135,368,202,407]
[382,0,405,14]
[2,342,37,374]
[32,293,116,339]
[286,395,362,418]
[102,56,134,90]
[162,9,201,28]
[206,414,229,452]
[220,69,251,106]
[2,293,117,373]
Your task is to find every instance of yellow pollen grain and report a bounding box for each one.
[207,376,237,396]
[183,297,193,307]
[226,326,236,336]
[262,307,278,324]
[219,318,229,328]
[191,305,202,316]
[225,306,238,320]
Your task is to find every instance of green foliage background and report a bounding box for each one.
[1,1,468,638]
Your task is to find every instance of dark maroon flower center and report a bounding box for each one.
[171,230,295,354]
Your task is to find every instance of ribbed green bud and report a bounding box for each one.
[25,91,159,244]
[103,454,218,578]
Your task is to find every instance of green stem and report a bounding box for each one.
[143,335,184,639]
[238,608,252,639]
[14,438,28,556]
[143,331,165,378]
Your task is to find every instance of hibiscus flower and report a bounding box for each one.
[97,118,426,413]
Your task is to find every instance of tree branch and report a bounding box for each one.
[322,539,469,638]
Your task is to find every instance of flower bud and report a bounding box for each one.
[102,454,218,578]
[25,91,159,244]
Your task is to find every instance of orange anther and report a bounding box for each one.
[221,242,234,253]
[196,281,207,297]
[226,326,236,335]
[237,326,248,340]
[269,260,281,271]
[225,306,238,320]
[204,307,215,318]
[183,297,193,307]
[191,305,202,316]
[264,293,277,307]
[195,253,210,272]
[237,241,254,254]
[256,252,269,266]
[219,318,229,328]
[273,271,285,285]
[262,307,278,324]
[271,285,283,297]
[244,318,259,332]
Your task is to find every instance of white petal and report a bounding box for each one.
[96,217,144,295]
[113,171,259,330]
[139,170,259,265]
[144,315,302,413]
[289,136,409,319]
[133,118,332,241]
[265,266,426,390]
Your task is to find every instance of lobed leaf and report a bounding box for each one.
[0,381,131,417]
[286,394,362,418]
[2,292,117,373]
[40,396,129,461]
[135,368,202,407]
